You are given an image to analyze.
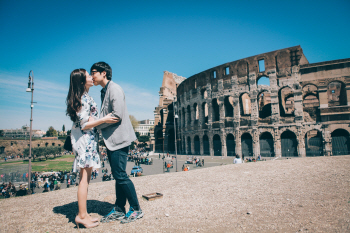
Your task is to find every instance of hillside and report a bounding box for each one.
[1,156,349,232]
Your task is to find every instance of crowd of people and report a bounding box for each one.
[0,170,77,198]
[128,148,153,165]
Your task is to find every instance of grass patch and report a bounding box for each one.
[0,154,75,172]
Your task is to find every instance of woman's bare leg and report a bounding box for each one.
[77,167,92,221]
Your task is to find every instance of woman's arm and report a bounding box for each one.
[82,113,119,130]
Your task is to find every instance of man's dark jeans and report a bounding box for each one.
[107,146,140,213]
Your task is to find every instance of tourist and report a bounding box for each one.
[49,180,54,191]
[91,62,143,223]
[233,155,242,164]
[66,68,118,229]
[167,162,171,172]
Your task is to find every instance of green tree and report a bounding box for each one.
[138,135,150,143]
[129,115,139,130]
[135,131,140,139]
[0,130,4,137]
[46,126,58,137]
[62,125,65,132]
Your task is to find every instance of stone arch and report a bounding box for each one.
[331,128,350,155]
[213,134,221,156]
[241,132,253,158]
[187,105,191,125]
[193,103,199,120]
[201,89,208,99]
[187,136,192,155]
[203,135,210,155]
[224,96,234,117]
[212,98,220,121]
[303,84,319,108]
[240,93,251,116]
[279,87,295,116]
[257,75,270,86]
[194,135,200,155]
[305,130,323,157]
[202,102,208,124]
[259,132,274,157]
[258,91,271,118]
[226,133,235,156]
[281,130,298,157]
[328,81,347,107]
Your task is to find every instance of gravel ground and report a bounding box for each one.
[0,155,349,233]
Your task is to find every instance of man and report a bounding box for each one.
[91,62,143,224]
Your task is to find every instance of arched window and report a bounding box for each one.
[240,93,251,116]
[226,134,235,156]
[241,133,253,158]
[193,103,199,120]
[213,134,221,156]
[203,135,209,155]
[281,130,298,157]
[257,76,270,86]
[224,96,234,117]
[201,89,207,99]
[279,87,294,116]
[194,135,200,155]
[305,130,322,157]
[331,129,350,155]
[202,102,208,124]
[258,91,271,118]
[259,132,274,157]
[212,98,220,121]
[187,105,191,125]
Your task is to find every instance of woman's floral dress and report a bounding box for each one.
[71,93,100,172]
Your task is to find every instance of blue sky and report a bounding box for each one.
[1,0,349,131]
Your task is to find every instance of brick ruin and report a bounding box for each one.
[152,46,350,157]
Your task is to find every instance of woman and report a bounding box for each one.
[66,69,118,229]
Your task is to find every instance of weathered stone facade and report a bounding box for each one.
[155,46,350,157]
[151,71,185,153]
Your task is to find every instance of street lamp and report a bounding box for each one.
[26,70,34,190]
[174,97,178,172]
[162,131,165,173]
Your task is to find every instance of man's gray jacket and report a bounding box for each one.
[96,81,137,151]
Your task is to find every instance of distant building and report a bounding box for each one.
[2,125,44,138]
[134,119,154,136]
[151,71,186,153]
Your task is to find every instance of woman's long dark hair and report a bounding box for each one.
[66,69,87,122]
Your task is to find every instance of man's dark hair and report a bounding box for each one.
[90,61,112,80]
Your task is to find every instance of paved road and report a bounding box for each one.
[13,154,238,194]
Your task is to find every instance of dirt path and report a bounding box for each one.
[0,155,349,232]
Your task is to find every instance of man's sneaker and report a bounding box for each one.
[100,207,125,223]
[120,207,144,224]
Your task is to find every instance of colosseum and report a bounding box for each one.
[151,46,350,158]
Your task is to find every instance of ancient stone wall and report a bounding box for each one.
[170,46,350,157]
